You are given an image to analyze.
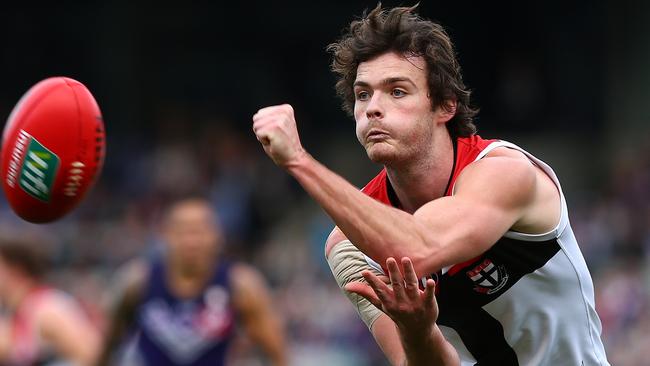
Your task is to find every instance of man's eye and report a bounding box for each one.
[391,89,406,97]
[356,91,370,101]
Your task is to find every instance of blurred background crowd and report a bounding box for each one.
[1,1,649,365]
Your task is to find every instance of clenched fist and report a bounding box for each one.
[252,104,307,167]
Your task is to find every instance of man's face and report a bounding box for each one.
[163,201,222,271]
[353,52,438,165]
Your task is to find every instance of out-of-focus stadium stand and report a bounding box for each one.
[1,1,649,365]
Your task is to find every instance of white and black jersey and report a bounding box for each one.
[360,135,610,366]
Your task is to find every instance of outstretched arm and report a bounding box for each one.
[347,257,459,366]
[253,104,537,277]
[37,293,101,366]
[231,264,288,366]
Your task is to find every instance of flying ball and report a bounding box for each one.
[1,77,105,223]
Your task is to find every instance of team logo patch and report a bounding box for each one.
[19,137,60,202]
[467,259,509,294]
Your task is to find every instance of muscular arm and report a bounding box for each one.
[37,293,101,366]
[254,104,540,278]
[231,264,288,366]
[97,261,147,366]
[298,151,536,277]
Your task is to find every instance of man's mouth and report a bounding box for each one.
[367,129,389,142]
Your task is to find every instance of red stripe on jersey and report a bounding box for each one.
[361,134,497,204]
[447,256,482,276]
[445,135,496,196]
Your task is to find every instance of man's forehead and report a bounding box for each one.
[356,52,426,81]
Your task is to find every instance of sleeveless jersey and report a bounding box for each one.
[361,135,610,366]
[3,287,69,366]
[130,258,237,366]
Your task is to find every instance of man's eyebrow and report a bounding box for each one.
[382,77,417,87]
[353,77,417,88]
[353,80,370,88]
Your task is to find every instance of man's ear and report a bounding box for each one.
[438,99,457,124]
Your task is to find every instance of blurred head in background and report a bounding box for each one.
[162,198,224,277]
[0,240,47,306]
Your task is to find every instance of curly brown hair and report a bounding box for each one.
[328,4,478,137]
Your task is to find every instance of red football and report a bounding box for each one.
[1,77,105,223]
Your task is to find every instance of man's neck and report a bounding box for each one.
[166,260,215,299]
[385,133,454,213]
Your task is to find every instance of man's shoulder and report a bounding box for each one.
[229,263,264,287]
[454,153,538,211]
[455,135,500,164]
[457,134,498,150]
[120,259,150,286]
[110,259,150,303]
[27,287,78,316]
[228,262,272,309]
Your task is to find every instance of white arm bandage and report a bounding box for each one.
[326,240,385,330]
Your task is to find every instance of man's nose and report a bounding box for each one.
[366,93,384,120]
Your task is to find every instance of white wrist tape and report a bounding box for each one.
[326,240,384,330]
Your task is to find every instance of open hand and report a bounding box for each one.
[345,257,438,333]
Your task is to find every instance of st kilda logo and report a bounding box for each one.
[466,259,509,294]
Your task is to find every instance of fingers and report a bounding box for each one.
[377,275,391,284]
[362,269,394,307]
[401,257,420,298]
[344,281,382,309]
[251,104,302,166]
[256,103,293,116]
[253,127,271,145]
[423,278,436,305]
[386,257,407,302]
[253,104,294,122]
[252,104,292,135]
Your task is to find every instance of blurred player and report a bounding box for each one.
[99,198,287,366]
[252,4,610,366]
[0,240,100,366]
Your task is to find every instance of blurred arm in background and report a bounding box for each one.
[0,292,100,366]
[0,242,101,366]
[36,291,102,366]
[231,263,288,366]
[0,313,8,360]
[97,260,146,366]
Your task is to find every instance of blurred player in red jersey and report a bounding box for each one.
[0,240,100,366]
[253,4,610,366]
[99,198,287,366]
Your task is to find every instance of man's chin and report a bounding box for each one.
[366,145,396,165]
